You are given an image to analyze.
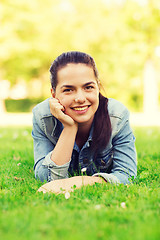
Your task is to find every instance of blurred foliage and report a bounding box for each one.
[0,0,160,111]
[5,98,44,112]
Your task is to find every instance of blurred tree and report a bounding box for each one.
[0,0,159,112]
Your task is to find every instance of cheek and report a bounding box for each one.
[93,94,99,111]
[90,92,99,105]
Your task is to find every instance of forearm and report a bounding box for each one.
[38,176,105,194]
[51,125,77,166]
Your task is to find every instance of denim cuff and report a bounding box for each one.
[93,172,120,184]
[42,151,70,180]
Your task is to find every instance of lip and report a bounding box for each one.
[71,105,90,114]
[71,105,90,109]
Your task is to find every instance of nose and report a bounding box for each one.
[74,90,86,103]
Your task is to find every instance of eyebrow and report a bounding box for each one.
[60,85,74,89]
[60,81,96,89]
[83,81,96,87]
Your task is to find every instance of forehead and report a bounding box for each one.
[57,63,96,85]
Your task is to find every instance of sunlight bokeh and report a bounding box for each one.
[0,0,160,125]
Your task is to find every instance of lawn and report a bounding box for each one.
[0,126,159,240]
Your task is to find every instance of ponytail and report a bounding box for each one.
[91,93,112,158]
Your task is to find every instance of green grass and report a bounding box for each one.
[0,127,160,240]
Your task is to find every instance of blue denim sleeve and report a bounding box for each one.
[32,108,70,182]
[32,110,55,170]
[110,110,137,184]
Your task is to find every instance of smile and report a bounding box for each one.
[72,106,89,111]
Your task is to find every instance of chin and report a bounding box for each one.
[74,117,94,125]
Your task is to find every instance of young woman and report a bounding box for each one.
[32,51,137,193]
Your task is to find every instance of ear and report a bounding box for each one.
[51,88,55,98]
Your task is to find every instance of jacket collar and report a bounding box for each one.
[73,120,94,151]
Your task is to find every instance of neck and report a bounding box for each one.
[75,121,93,149]
[78,120,92,136]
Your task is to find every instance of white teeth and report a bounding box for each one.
[73,106,88,111]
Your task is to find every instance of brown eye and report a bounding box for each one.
[63,89,73,92]
[85,85,94,90]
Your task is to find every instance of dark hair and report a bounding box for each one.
[50,51,99,90]
[50,51,111,155]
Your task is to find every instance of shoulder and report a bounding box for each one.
[32,98,52,119]
[32,98,59,137]
[107,98,130,137]
[108,98,129,120]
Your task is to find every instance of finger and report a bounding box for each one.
[49,98,59,104]
[55,98,65,112]
[54,102,65,111]
[49,98,65,110]
[49,99,64,111]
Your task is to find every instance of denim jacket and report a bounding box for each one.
[32,98,137,184]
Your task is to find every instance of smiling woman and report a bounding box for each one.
[51,63,99,128]
[32,51,137,193]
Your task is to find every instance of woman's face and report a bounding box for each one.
[51,63,99,127]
